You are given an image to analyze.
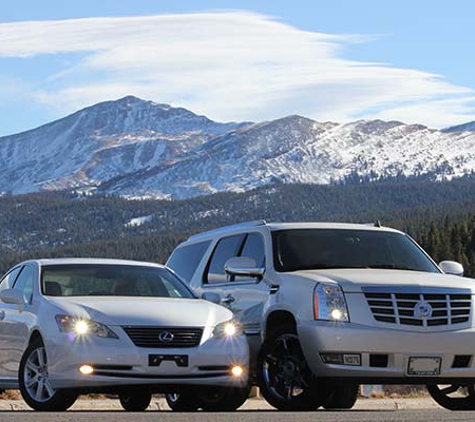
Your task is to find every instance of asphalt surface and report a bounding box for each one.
[0,410,472,422]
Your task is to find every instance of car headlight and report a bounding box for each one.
[314,283,349,322]
[213,319,244,338]
[55,315,118,339]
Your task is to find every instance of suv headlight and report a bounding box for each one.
[55,315,118,339]
[213,319,244,339]
[314,283,349,322]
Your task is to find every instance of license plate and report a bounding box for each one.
[407,357,441,376]
[149,354,189,367]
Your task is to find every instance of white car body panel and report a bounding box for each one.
[168,221,475,383]
[0,258,249,391]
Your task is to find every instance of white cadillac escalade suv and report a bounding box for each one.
[167,221,475,411]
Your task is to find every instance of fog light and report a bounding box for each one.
[231,365,244,377]
[321,353,343,364]
[79,364,94,375]
[343,354,361,366]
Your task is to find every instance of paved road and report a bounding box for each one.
[0,410,472,422]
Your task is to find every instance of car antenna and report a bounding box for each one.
[374,220,382,228]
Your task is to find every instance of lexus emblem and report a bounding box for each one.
[158,331,174,343]
[414,301,433,319]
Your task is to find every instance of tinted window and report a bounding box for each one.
[13,266,35,303]
[0,267,23,292]
[41,264,195,298]
[272,229,440,273]
[167,241,211,283]
[240,233,265,266]
[234,233,266,282]
[205,234,244,284]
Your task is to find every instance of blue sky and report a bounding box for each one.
[1,0,474,136]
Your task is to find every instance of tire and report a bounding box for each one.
[165,392,199,411]
[322,383,359,409]
[19,337,78,411]
[427,384,475,410]
[197,386,250,411]
[119,390,152,411]
[257,323,324,411]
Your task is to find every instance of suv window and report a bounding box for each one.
[240,233,265,267]
[235,233,266,282]
[0,266,23,292]
[167,241,211,283]
[205,234,244,284]
[272,229,440,273]
[13,265,35,303]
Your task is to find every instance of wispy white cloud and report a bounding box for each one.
[0,11,474,128]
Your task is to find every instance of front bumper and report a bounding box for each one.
[44,328,249,390]
[299,321,475,382]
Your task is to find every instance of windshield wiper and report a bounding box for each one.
[366,264,420,271]
[286,265,368,272]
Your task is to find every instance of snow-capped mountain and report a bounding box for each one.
[443,121,475,132]
[1,96,475,199]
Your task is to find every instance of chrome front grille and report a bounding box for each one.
[364,290,472,327]
[122,326,203,348]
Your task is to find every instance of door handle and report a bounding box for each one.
[221,294,235,305]
[0,311,5,321]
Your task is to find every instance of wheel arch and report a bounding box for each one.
[264,310,297,339]
[28,329,44,346]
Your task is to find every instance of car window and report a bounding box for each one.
[234,233,266,282]
[13,265,35,303]
[41,264,196,298]
[272,229,440,273]
[0,266,23,292]
[205,234,244,284]
[167,241,211,283]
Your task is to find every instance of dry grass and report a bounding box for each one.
[0,390,21,400]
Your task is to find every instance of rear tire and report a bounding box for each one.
[257,323,324,411]
[427,384,475,410]
[322,383,359,409]
[197,386,250,411]
[119,390,152,411]
[165,392,199,411]
[19,337,78,411]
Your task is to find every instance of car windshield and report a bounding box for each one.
[272,229,440,273]
[41,264,195,298]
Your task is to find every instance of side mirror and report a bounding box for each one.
[224,257,265,280]
[439,260,464,276]
[201,292,222,305]
[0,288,26,305]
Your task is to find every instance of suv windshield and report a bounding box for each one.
[41,264,195,298]
[272,229,440,273]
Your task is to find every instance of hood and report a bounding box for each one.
[46,296,232,327]
[295,269,475,293]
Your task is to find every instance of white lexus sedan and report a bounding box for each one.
[0,258,249,411]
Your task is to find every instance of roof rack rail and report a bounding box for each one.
[188,220,267,241]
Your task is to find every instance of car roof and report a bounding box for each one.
[19,258,165,268]
[183,221,403,244]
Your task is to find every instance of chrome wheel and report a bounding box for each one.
[167,393,180,403]
[24,346,56,403]
[262,333,311,401]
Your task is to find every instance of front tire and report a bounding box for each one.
[257,323,323,411]
[322,383,359,409]
[19,338,78,411]
[119,390,152,411]
[427,384,475,410]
